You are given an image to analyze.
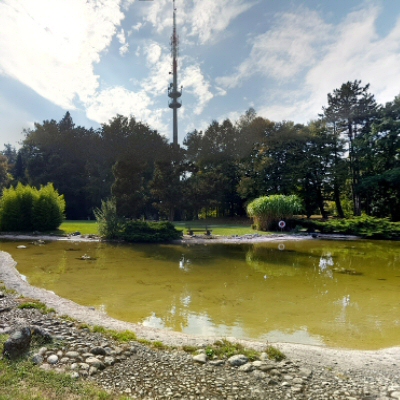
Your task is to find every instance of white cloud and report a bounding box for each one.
[0,0,124,109]
[86,86,150,123]
[85,86,170,135]
[116,28,129,56]
[144,42,162,65]
[181,65,214,115]
[141,51,171,95]
[188,0,254,44]
[138,0,254,44]
[222,4,400,125]
[217,7,332,89]
[132,22,143,32]
[305,5,400,110]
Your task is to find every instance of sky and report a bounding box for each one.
[1,0,400,148]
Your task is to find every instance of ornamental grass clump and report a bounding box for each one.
[247,194,303,231]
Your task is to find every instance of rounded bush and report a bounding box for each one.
[0,183,65,232]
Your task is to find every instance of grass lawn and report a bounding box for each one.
[58,219,270,237]
[173,219,269,236]
[58,220,99,235]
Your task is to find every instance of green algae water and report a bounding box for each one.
[1,239,399,350]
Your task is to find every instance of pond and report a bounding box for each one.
[1,239,399,350]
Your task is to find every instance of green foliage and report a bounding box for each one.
[17,301,55,314]
[247,194,303,231]
[297,216,400,239]
[32,184,65,231]
[91,326,137,342]
[93,197,123,239]
[0,183,65,232]
[265,345,286,361]
[94,199,182,242]
[119,220,182,243]
[205,339,259,361]
[0,350,120,399]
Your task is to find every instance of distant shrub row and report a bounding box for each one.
[0,183,65,232]
[94,198,182,242]
[295,215,400,240]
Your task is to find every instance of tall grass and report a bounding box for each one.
[247,195,303,231]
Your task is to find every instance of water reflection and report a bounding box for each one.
[2,239,400,350]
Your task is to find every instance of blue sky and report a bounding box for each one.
[1,0,400,148]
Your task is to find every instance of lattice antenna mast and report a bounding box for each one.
[168,0,182,147]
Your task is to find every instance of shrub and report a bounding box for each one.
[93,197,123,239]
[295,215,400,239]
[119,220,182,243]
[0,183,65,231]
[247,194,303,231]
[93,199,182,242]
[32,184,65,231]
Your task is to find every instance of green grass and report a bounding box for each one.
[90,326,137,342]
[0,335,127,400]
[204,339,259,361]
[173,221,270,237]
[265,345,286,361]
[17,301,56,314]
[58,220,99,235]
[58,219,272,238]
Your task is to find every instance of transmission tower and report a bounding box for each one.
[168,0,182,147]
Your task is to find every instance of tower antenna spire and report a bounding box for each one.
[168,0,182,147]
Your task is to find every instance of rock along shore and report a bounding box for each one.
[1,234,400,399]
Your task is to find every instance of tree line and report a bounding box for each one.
[1,80,399,221]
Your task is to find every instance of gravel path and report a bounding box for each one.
[1,235,400,399]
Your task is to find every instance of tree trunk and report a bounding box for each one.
[333,185,345,218]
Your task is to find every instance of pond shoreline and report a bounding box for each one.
[1,232,399,380]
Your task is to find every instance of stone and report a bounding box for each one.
[71,372,80,379]
[31,325,53,343]
[86,357,105,370]
[238,363,254,372]
[391,392,400,399]
[252,370,266,380]
[0,291,5,298]
[66,351,81,358]
[47,354,59,364]
[209,360,225,366]
[2,326,32,360]
[90,346,107,356]
[79,363,90,370]
[227,354,248,367]
[17,245,27,249]
[104,356,115,366]
[193,353,207,364]
[31,354,44,365]
[299,367,313,379]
